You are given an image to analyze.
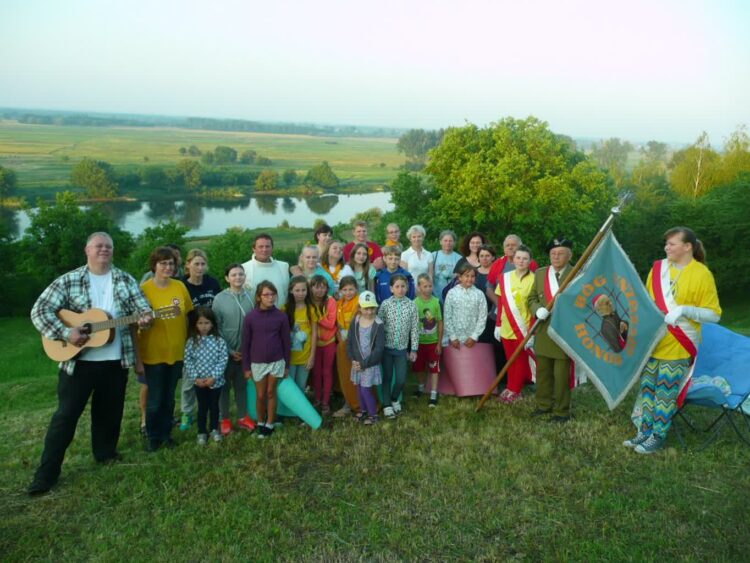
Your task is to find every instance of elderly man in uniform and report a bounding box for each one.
[28,232,153,495]
[527,236,575,422]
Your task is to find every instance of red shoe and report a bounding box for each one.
[237,416,257,432]
[220,418,233,436]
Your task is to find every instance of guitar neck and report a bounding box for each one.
[87,312,141,333]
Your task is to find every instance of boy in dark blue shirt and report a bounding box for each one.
[374,245,415,304]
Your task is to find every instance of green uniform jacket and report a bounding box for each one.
[527,264,573,359]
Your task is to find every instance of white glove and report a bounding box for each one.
[524,336,535,350]
[664,306,684,326]
[681,305,720,324]
[493,326,502,342]
[536,307,550,321]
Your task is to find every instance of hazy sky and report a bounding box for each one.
[1,0,748,144]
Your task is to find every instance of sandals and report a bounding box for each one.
[353,411,366,423]
[364,416,379,425]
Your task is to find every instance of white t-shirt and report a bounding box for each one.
[83,270,122,361]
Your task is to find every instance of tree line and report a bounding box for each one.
[0,155,341,200]
[385,117,750,296]
[3,108,404,138]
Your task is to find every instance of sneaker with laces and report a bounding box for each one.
[635,433,665,454]
[623,432,649,448]
[256,425,269,439]
[383,406,396,419]
[197,433,208,446]
[210,429,222,443]
[391,401,402,414]
[179,414,193,432]
[428,396,438,408]
[237,416,256,432]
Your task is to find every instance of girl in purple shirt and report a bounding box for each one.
[241,280,291,438]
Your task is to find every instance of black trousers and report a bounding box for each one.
[34,360,128,484]
[195,385,221,434]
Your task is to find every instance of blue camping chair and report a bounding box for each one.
[674,323,750,450]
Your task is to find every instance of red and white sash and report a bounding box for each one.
[651,259,700,405]
[543,266,561,304]
[651,259,699,357]
[542,266,581,387]
[500,271,537,380]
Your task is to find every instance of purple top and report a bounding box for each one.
[240,306,291,371]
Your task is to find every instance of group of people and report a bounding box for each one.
[26,220,720,495]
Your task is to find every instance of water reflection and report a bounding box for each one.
[256,196,278,214]
[282,197,296,213]
[13,191,393,238]
[307,195,339,215]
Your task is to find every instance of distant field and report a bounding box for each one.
[0,121,402,191]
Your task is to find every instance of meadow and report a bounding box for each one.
[1,301,749,561]
[0,120,402,194]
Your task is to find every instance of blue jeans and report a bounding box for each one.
[144,362,183,443]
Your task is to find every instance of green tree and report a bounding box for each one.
[256,169,279,191]
[397,129,444,167]
[201,151,215,165]
[669,132,721,199]
[720,125,750,185]
[256,156,272,166]
[424,117,615,254]
[305,161,339,189]
[188,145,202,157]
[70,158,119,198]
[282,169,297,186]
[240,149,257,164]
[0,165,18,198]
[640,140,668,163]
[589,138,634,188]
[139,165,167,188]
[214,146,238,165]
[125,221,188,276]
[18,192,134,290]
[176,159,203,191]
[383,171,435,231]
[178,147,187,156]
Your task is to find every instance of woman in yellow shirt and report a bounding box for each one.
[137,247,193,452]
[625,227,721,454]
[494,245,536,404]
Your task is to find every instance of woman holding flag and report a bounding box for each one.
[624,227,721,454]
[494,245,536,403]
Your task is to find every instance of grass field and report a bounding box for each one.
[1,298,749,560]
[0,120,402,193]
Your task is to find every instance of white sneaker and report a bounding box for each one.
[383,406,396,419]
[210,429,222,443]
[197,433,208,446]
[391,401,402,414]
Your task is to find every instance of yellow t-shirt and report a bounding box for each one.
[290,305,319,366]
[647,259,721,360]
[138,278,193,365]
[495,270,535,340]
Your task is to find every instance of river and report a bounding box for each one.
[7,192,394,238]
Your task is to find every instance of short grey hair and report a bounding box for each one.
[439,229,457,243]
[86,232,113,246]
[504,234,522,245]
[406,224,426,239]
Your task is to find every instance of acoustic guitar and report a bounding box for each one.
[42,305,180,362]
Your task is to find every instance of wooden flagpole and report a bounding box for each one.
[475,195,631,412]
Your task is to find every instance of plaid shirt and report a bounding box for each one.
[31,265,151,375]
